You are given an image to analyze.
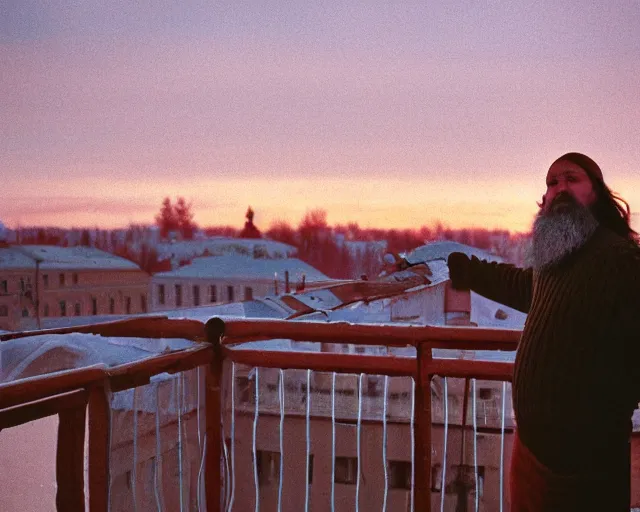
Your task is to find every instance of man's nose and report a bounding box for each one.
[556,180,569,192]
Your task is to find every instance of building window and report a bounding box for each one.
[475,466,485,497]
[227,285,234,302]
[431,464,442,492]
[442,465,484,496]
[92,297,98,315]
[388,460,412,490]
[72,273,79,285]
[236,376,255,404]
[42,274,49,289]
[209,285,217,303]
[22,309,29,318]
[140,294,147,313]
[479,388,493,400]
[244,286,253,301]
[175,284,183,307]
[59,273,65,286]
[60,301,67,317]
[20,278,25,293]
[193,285,200,306]
[158,284,165,305]
[334,457,358,485]
[0,305,8,316]
[0,280,7,294]
[125,297,131,314]
[256,450,281,487]
[74,303,81,316]
[109,298,115,314]
[308,454,314,485]
[43,303,50,317]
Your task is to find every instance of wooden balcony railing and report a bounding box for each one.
[0,316,521,512]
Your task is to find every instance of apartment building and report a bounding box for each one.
[0,245,150,331]
[151,255,329,311]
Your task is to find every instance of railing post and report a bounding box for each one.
[205,317,225,512]
[56,405,87,511]
[414,342,433,512]
[88,380,112,512]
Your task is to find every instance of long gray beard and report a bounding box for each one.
[526,199,599,270]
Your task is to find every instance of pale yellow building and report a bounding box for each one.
[0,244,150,331]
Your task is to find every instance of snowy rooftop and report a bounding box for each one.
[153,255,330,282]
[0,247,37,270]
[0,246,142,271]
[405,241,502,265]
[155,237,296,261]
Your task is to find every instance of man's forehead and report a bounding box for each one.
[546,161,589,181]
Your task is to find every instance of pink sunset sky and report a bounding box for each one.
[2,1,640,233]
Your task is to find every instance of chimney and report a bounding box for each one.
[444,281,472,326]
[285,270,290,294]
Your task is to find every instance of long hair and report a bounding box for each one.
[590,180,637,242]
[539,153,638,242]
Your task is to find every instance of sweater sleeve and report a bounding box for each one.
[468,256,534,314]
[615,245,640,402]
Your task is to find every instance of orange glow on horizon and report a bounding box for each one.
[3,176,639,235]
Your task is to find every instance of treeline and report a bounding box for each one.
[205,209,517,279]
[11,202,524,280]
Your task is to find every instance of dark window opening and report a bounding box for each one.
[334,457,358,485]
[388,460,412,490]
[256,450,280,487]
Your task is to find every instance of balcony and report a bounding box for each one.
[0,316,636,511]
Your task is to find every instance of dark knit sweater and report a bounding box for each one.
[465,226,640,474]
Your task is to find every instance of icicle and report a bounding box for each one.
[440,377,449,512]
[382,376,389,512]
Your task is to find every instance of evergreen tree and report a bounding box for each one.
[175,197,197,240]
[155,197,179,239]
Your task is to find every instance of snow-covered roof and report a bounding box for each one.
[406,241,502,265]
[0,247,37,270]
[153,255,329,282]
[0,246,142,271]
[155,238,296,261]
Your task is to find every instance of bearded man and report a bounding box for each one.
[447,152,640,511]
